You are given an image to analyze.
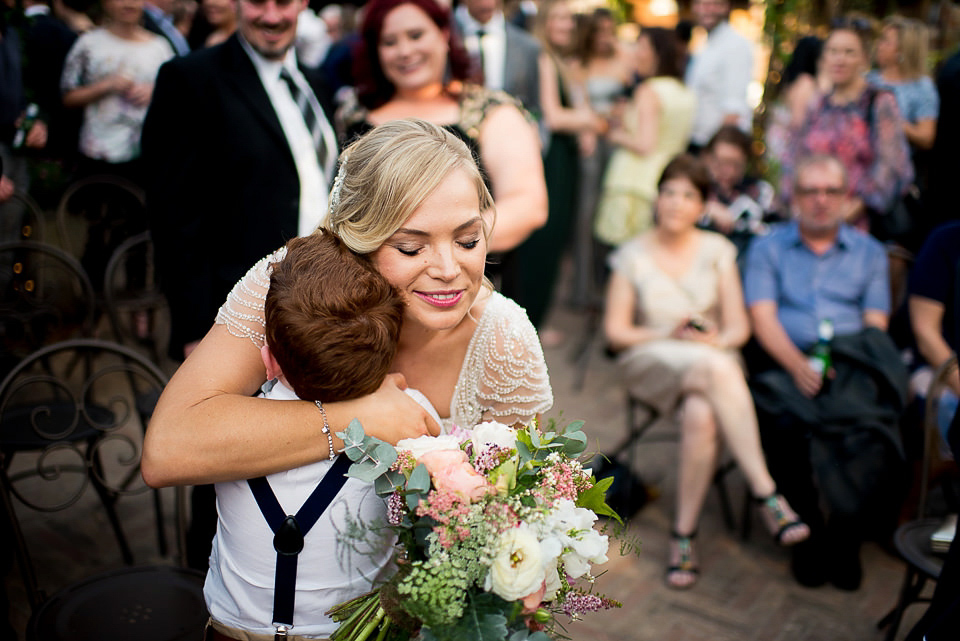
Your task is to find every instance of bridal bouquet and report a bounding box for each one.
[327,418,623,641]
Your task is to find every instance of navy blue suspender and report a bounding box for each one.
[247,454,352,638]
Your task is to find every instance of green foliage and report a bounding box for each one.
[576,476,621,524]
[338,419,397,484]
[419,592,512,641]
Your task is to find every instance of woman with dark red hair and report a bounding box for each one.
[336,0,547,255]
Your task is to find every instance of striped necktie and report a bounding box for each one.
[279,68,329,172]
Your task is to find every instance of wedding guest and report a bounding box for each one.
[780,16,913,243]
[142,117,553,517]
[869,17,939,153]
[144,0,191,54]
[206,232,440,640]
[684,0,753,152]
[746,154,906,590]
[141,0,338,570]
[337,0,547,297]
[515,0,605,338]
[698,125,777,257]
[594,26,695,247]
[200,0,235,47]
[568,7,633,309]
[454,0,541,118]
[60,0,173,288]
[907,221,960,444]
[603,154,809,590]
[61,0,174,186]
[927,45,960,230]
[764,35,827,170]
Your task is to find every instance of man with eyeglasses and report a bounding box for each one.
[743,154,908,591]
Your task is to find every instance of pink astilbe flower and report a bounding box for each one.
[541,460,581,503]
[387,492,405,526]
[473,445,512,475]
[560,592,620,617]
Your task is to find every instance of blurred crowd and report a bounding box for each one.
[2,0,960,630]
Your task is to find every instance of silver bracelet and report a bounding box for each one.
[314,400,336,459]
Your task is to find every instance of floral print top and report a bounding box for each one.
[61,29,173,163]
[780,86,914,214]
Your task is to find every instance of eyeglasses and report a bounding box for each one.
[796,186,846,198]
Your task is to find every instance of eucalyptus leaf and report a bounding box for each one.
[406,463,431,494]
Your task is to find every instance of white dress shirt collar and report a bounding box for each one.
[238,34,334,237]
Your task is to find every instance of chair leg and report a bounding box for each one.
[89,448,134,565]
[569,304,601,392]
[740,487,753,541]
[713,463,737,533]
[878,566,926,641]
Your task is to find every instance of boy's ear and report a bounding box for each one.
[261,344,283,381]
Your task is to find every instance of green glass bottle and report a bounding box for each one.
[808,318,834,382]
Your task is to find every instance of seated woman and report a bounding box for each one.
[602,154,809,590]
[698,125,778,257]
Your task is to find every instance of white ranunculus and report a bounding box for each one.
[485,524,545,601]
[470,421,517,454]
[543,563,562,601]
[395,434,462,460]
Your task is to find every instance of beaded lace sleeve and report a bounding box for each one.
[214,248,287,349]
[450,293,554,428]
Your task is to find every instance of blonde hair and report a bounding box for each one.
[882,16,930,80]
[320,119,496,254]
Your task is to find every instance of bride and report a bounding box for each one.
[142,118,552,489]
[144,119,553,638]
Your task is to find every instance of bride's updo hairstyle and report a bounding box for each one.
[322,119,495,255]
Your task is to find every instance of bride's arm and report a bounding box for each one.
[141,255,436,487]
[142,327,436,487]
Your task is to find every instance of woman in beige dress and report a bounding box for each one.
[603,154,809,589]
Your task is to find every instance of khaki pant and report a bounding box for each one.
[205,617,329,641]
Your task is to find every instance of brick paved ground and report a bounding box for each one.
[2,282,938,641]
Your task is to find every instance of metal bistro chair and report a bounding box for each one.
[54,174,147,293]
[0,190,48,244]
[103,232,170,365]
[0,339,207,641]
[0,241,97,376]
[594,393,740,530]
[878,354,959,641]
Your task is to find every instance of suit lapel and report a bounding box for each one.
[220,35,290,151]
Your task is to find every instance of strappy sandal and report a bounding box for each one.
[665,530,699,590]
[756,492,810,546]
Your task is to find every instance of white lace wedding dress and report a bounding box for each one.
[215,248,554,430]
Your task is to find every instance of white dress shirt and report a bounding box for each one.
[239,35,336,237]
[456,6,506,91]
[684,21,753,146]
[204,380,441,637]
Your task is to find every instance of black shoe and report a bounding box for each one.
[829,545,863,591]
[791,539,828,588]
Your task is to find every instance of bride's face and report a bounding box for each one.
[371,168,487,334]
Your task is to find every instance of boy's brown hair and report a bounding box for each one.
[265,233,404,402]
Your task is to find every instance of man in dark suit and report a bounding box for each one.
[143,0,336,362]
[454,0,540,118]
[142,0,337,572]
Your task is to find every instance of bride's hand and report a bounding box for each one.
[342,373,440,443]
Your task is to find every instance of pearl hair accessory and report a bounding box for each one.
[329,154,348,214]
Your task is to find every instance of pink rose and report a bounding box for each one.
[521,581,546,613]
[420,450,492,501]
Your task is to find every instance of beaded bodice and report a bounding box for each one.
[215,250,553,429]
